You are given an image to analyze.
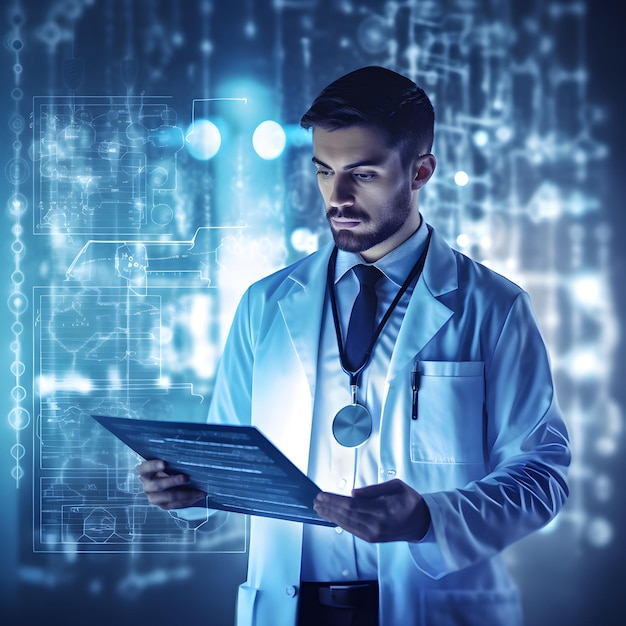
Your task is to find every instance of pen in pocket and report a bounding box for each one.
[411,360,420,420]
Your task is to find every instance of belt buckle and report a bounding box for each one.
[319,583,373,609]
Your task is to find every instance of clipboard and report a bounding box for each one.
[92,414,335,527]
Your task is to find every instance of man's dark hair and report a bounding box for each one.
[300,66,434,168]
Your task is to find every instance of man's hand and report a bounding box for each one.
[137,459,207,510]
[313,479,431,543]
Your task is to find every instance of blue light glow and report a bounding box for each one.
[252,120,286,160]
[185,118,222,160]
[1,2,621,625]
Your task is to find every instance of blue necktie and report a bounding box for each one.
[344,265,383,372]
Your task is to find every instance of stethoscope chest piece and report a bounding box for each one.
[332,403,372,448]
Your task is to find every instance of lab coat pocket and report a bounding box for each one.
[410,361,485,464]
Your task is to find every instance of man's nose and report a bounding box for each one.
[329,175,355,209]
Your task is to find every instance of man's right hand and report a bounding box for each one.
[137,459,207,510]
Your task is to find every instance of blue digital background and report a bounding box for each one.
[1,1,624,625]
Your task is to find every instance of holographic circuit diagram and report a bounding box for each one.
[29,94,249,553]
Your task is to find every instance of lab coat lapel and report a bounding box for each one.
[277,245,332,398]
[276,233,459,389]
[386,228,458,380]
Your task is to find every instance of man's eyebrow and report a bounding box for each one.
[311,156,383,170]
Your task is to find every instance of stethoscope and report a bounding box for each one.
[326,231,431,447]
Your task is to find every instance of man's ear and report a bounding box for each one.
[411,154,436,190]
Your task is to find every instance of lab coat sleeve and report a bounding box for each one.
[409,292,570,578]
[207,287,256,427]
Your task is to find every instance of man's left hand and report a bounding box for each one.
[313,479,431,543]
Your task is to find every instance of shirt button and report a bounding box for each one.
[285,585,297,598]
[338,478,347,490]
[341,569,350,578]
[334,526,343,534]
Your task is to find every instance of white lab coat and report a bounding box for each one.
[207,225,570,626]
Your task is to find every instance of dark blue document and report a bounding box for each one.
[92,415,334,527]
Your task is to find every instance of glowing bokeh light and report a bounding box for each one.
[252,120,286,160]
[454,170,470,186]
[185,119,222,160]
[473,130,489,147]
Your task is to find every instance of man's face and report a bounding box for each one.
[312,125,420,262]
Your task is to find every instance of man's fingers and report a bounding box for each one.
[136,458,207,510]
[136,459,166,476]
[351,479,404,499]
[314,492,370,516]
[146,486,207,509]
[136,459,191,493]
[314,495,381,541]
[314,492,378,524]
[313,480,429,543]
[140,469,190,494]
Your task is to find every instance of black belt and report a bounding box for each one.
[300,581,379,610]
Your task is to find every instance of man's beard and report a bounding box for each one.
[326,184,413,254]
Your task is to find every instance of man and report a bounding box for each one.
[138,66,570,626]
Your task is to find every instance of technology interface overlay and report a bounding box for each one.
[2,0,619,595]
[28,93,251,553]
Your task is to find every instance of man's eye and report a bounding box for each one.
[354,173,375,181]
[316,169,332,178]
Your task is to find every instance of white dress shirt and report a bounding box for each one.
[301,218,430,582]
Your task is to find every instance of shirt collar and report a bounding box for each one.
[334,216,429,287]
